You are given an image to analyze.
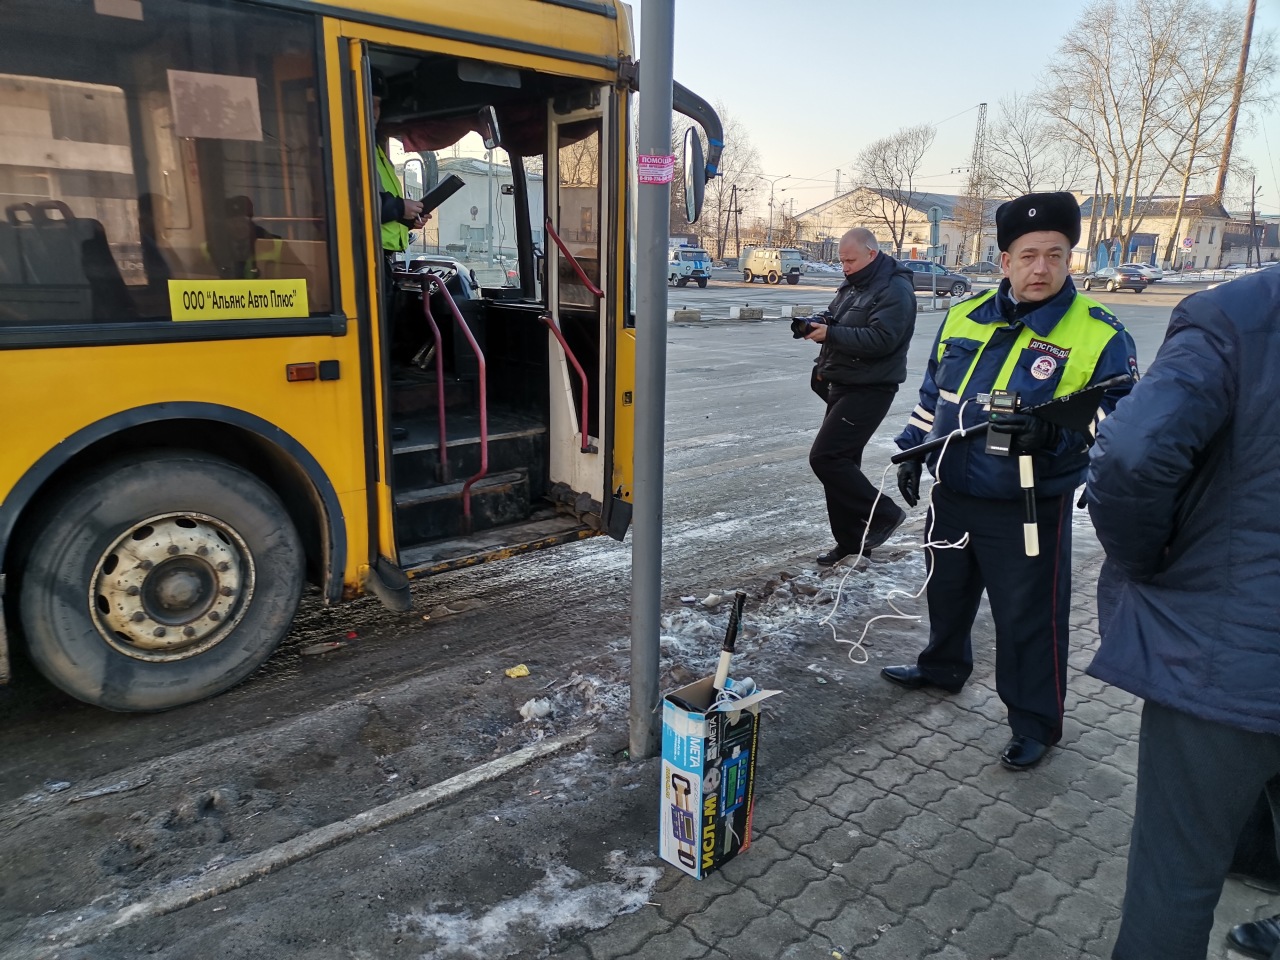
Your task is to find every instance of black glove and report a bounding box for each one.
[897,460,922,507]
[989,411,1057,454]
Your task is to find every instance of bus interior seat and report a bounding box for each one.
[0,201,134,322]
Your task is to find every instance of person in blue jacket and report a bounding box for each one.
[883,192,1136,770]
[1086,268,1280,960]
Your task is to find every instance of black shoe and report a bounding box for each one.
[863,508,906,551]
[1000,736,1049,770]
[816,546,851,566]
[880,664,964,695]
[1228,915,1280,960]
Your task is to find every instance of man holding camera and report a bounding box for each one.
[882,192,1136,770]
[803,228,916,566]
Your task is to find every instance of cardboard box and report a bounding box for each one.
[658,676,780,879]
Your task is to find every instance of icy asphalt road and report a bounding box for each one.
[0,284,1186,959]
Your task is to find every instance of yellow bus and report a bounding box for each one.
[0,0,722,711]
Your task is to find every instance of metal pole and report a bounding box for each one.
[631,0,675,760]
[486,149,494,262]
[1249,176,1258,267]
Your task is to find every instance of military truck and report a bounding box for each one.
[741,246,802,284]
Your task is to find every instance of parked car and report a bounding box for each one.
[1081,265,1149,293]
[1120,262,1163,282]
[901,259,971,296]
[959,260,1001,277]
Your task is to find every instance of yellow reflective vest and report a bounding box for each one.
[896,284,1137,499]
[376,145,409,253]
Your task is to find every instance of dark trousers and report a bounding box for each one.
[1113,701,1280,960]
[808,382,902,552]
[916,484,1073,744]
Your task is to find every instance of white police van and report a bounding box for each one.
[668,243,712,288]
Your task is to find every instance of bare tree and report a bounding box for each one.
[1039,0,1198,255]
[664,103,763,256]
[1156,4,1275,265]
[842,124,936,257]
[701,104,761,259]
[986,92,1091,197]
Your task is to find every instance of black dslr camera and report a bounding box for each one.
[790,315,828,339]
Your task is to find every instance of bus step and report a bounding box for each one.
[398,513,597,576]
[391,416,547,491]
[389,372,474,416]
[393,469,530,543]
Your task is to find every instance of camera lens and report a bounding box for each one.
[790,317,810,339]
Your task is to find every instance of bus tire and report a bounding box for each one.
[767,271,780,284]
[19,453,304,712]
[743,270,753,283]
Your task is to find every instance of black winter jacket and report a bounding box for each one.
[1086,269,1280,736]
[815,253,916,387]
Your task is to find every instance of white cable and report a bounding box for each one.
[820,399,980,665]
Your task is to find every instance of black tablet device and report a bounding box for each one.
[417,174,465,215]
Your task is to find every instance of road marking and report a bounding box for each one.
[32,726,595,954]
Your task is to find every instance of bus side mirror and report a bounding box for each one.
[403,157,425,199]
[683,126,705,224]
[478,106,502,150]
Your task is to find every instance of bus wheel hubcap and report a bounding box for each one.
[91,514,254,661]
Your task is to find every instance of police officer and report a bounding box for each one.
[371,69,425,275]
[883,192,1136,770]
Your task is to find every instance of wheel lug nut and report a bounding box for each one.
[209,611,221,622]
[126,586,140,597]
[139,560,153,571]
[220,586,234,597]
[183,626,196,637]
[131,612,146,623]
[153,627,166,638]
[197,546,209,557]
[217,562,230,572]
[168,545,180,555]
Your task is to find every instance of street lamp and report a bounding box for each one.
[759,173,789,246]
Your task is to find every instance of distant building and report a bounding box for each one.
[793,189,1001,267]
[395,154,544,262]
[1220,216,1279,266]
[1077,195,1231,271]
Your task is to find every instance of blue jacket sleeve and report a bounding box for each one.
[1085,301,1235,580]
[895,321,944,450]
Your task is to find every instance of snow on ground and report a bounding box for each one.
[392,851,662,960]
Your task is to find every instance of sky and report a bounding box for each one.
[631,0,1280,219]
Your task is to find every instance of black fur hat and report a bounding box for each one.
[996,192,1081,251]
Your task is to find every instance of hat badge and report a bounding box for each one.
[1028,208,1037,217]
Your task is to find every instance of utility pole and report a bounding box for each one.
[964,103,988,264]
[631,0,675,760]
[834,169,841,198]
[762,173,789,245]
[1249,176,1260,267]
[1214,0,1256,199]
[733,190,742,258]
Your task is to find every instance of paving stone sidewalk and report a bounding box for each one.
[555,543,1280,960]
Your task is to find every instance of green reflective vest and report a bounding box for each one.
[376,145,409,253]
[936,289,1120,403]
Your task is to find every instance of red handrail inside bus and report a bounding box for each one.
[544,217,603,299]
[540,313,593,454]
[416,271,450,484]
[424,274,488,533]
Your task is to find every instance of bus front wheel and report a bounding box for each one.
[20,453,304,712]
